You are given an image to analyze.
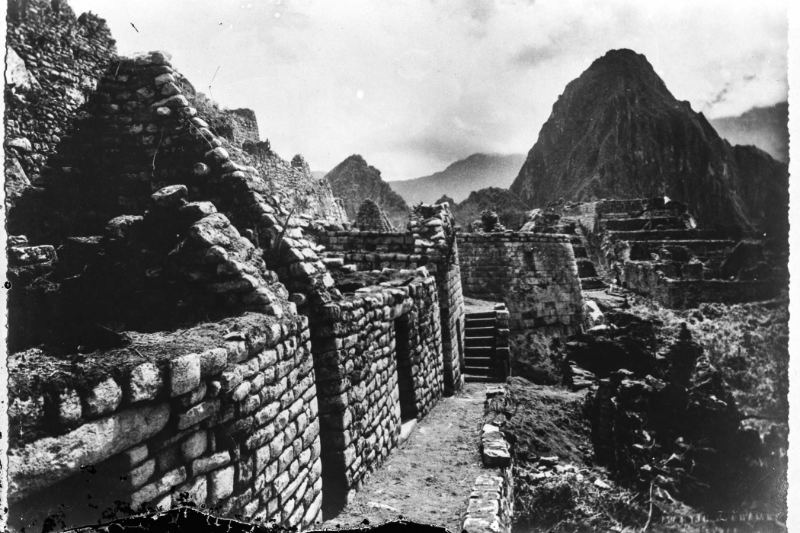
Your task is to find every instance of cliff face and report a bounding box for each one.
[325,155,410,228]
[390,153,526,205]
[509,49,788,238]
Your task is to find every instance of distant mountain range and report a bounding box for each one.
[710,102,788,163]
[324,155,409,228]
[510,48,788,238]
[389,153,526,205]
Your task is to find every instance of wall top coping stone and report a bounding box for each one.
[458,232,571,243]
[9,312,306,408]
[324,230,412,238]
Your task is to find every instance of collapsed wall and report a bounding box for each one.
[458,232,584,359]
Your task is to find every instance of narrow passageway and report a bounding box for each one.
[320,382,488,532]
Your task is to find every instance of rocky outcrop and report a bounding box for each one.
[509,49,788,240]
[391,153,526,205]
[325,155,409,228]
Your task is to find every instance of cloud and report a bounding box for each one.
[70,0,789,178]
[512,43,560,66]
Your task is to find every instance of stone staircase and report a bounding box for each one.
[569,233,607,290]
[463,305,510,382]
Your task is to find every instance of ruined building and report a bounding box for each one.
[2,4,593,532]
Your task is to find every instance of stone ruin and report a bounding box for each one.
[354,199,395,232]
[2,5,589,528]
[5,2,476,530]
[6,2,786,532]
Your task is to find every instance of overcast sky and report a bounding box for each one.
[69,0,789,179]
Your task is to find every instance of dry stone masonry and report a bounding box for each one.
[459,232,584,360]
[5,0,116,188]
[9,313,322,530]
[461,387,514,533]
[4,3,469,530]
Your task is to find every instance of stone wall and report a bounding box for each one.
[319,203,465,395]
[461,387,514,533]
[8,313,322,531]
[622,261,783,308]
[5,14,453,531]
[5,0,116,187]
[309,272,444,513]
[458,232,583,358]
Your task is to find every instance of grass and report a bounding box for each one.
[624,296,789,419]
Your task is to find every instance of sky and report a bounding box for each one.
[69,0,789,180]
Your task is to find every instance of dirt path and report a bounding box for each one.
[321,382,488,532]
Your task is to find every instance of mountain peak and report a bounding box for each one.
[342,154,368,167]
[326,155,408,227]
[509,50,787,237]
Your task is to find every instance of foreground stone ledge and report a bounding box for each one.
[9,403,171,502]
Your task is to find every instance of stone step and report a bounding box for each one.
[465,335,495,346]
[608,229,725,241]
[464,317,495,328]
[580,277,607,290]
[464,365,492,375]
[464,374,494,383]
[465,346,494,356]
[465,311,496,320]
[464,356,492,366]
[465,326,496,336]
[628,239,735,261]
[576,259,598,278]
[603,216,685,231]
[602,208,678,219]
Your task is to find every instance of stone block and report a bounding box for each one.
[57,388,82,427]
[191,451,231,477]
[170,353,201,397]
[127,458,155,489]
[199,348,228,377]
[208,465,235,504]
[84,378,123,417]
[128,362,163,403]
[181,430,208,461]
[177,399,219,430]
